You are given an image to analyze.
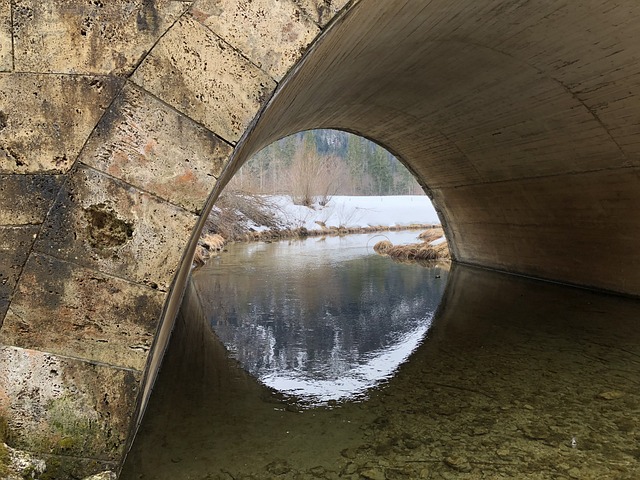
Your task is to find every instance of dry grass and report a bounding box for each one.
[375,227,450,262]
[373,240,393,254]
[384,241,450,261]
[193,233,227,268]
[202,233,226,251]
[204,190,284,241]
[418,227,445,243]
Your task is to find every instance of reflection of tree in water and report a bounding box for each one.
[197,254,447,383]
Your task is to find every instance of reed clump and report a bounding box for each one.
[373,240,393,254]
[418,228,444,243]
[375,227,450,262]
[193,233,227,267]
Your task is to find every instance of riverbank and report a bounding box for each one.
[195,194,443,266]
[373,227,450,261]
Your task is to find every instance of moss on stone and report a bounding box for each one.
[0,442,10,477]
[0,414,11,443]
[38,456,61,480]
[45,395,98,455]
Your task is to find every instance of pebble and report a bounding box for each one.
[341,462,358,475]
[359,467,385,480]
[496,448,510,457]
[266,460,291,475]
[568,467,582,479]
[444,455,472,473]
[83,474,116,480]
[598,391,624,400]
[341,448,358,459]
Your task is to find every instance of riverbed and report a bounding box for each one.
[122,232,640,479]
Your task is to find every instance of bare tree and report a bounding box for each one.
[287,139,342,206]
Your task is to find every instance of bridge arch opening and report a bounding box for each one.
[187,127,447,404]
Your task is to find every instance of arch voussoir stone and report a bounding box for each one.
[131,13,277,143]
[0,0,11,71]
[0,73,124,174]
[191,0,321,81]
[79,82,232,214]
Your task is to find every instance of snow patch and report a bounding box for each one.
[270,195,439,231]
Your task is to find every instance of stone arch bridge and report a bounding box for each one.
[1,0,639,477]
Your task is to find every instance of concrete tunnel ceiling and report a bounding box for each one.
[237,0,640,297]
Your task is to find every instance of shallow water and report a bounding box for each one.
[193,231,448,404]
[122,233,640,480]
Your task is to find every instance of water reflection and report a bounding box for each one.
[122,247,640,480]
[192,232,448,403]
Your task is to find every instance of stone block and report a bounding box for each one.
[0,226,38,323]
[12,0,190,75]
[80,83,231,213]
[0,73,123,174]
[0,0,11,71]
[1,253,164,371]
[34,165,197,291]
[132,14,276,143]
[0,174,64,225]
[192,0,320,80]
[292,0,350,26]
[0,345,139,464]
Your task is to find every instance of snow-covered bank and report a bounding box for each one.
[263,195,440,232]
[195,194,442,266]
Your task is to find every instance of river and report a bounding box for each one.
[121,231,640,479]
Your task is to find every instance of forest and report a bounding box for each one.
[230,129,424,205]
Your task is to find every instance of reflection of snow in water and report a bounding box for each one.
[261,318,433,405]
[199,231,448,406]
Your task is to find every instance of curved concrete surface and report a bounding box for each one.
[0,0,639,477]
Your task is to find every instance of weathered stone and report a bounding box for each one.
[39,457,116,480]
[132,14,277,143]
[2,443,47,480]
[359,467,385,480]
[83,472,117,480]
[80,83,232,213]
[12,0,190,75]
[0,226,38,323]
[444,455,472,473]
[1,253,164,370]
[0,175,64,225]
[192,0,320,80]
[266,459,291,475]
[0,345,139,462]
[598,390,624,400]
[0,0,11,72]
[33,165,197,290]
[292,0,350,26]
[0,74,123,174]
